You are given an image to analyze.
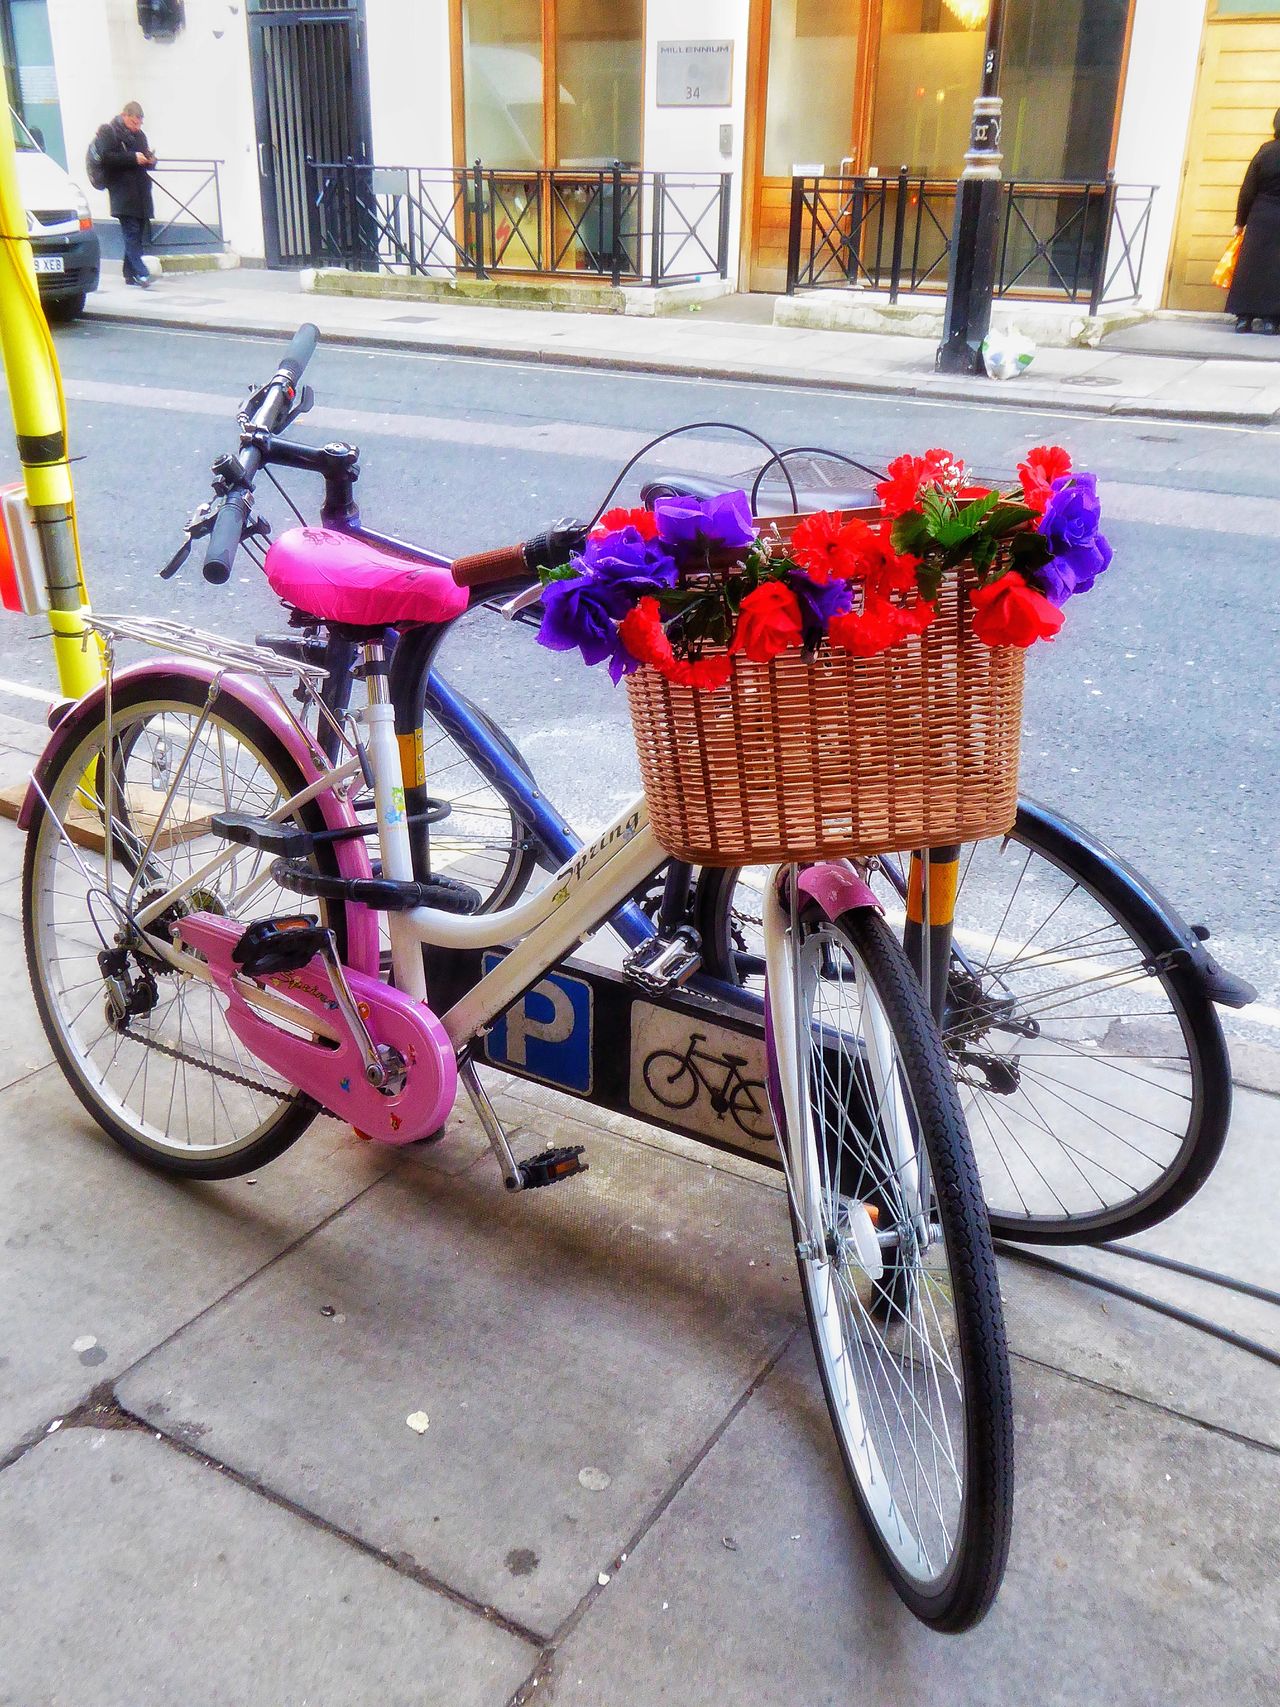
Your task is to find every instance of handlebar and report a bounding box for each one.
[201,323,320,582]
[450,519,591,589]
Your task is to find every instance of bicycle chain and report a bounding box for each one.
[124,1024,292,1101]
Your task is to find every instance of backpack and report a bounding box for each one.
[85,134,107,192]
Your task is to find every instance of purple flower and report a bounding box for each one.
[581,527,679,596]
[785,569,854,649]
[1036,534,1113,607]
[1039,473,1103,555]
[538,574,626,664]
[654,490,756,551]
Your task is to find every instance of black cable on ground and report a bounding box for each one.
[1095,1242,1280,1310]
[993,1241,1280,1371]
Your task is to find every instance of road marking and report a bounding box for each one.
[0,676,56,707]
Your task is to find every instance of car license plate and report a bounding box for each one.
[33,256,65,275]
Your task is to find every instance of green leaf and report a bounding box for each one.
[891,511,930,555]
[921,488,953,539]
[985,501,1038,536]
[539,563,581,585]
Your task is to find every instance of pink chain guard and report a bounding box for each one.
[176,913,457,1145]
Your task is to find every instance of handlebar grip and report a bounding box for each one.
[204,491,251,583]
[450,543,531,588]
[277,323,319,388]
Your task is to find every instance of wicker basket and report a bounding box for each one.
[625,565,1024,866]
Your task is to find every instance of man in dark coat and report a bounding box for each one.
[93,102,156,288]
[1227,108,1280,334]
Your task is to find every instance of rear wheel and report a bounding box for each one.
[23,677,346,1179]
[696,808,1232,1242]
[768,901,1012,1630]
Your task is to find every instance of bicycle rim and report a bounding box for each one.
[24,685,341,1174]
[768,902,1011,1627]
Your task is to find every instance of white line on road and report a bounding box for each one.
[0,676,56,708]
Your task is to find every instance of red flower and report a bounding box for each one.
[618,596,674,668]
[895,597,937,636]
[970,572,1065,647]
[790,511,851,582]
[838,518,920,595]
[1017,445,1072,515]
[730,582,804,662]
[875,448,965,518]
[828,597,906,658]
[669,654,734,692]
[595,506,659,539]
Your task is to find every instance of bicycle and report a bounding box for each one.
[139,330,1252,1247]
[22,326,1013,1630]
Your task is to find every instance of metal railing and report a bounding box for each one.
[787,170,1155,310]
[308,160,732,287]
[147,159,225,250]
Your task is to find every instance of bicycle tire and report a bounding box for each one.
[727,1077,773,1141]
[24,676,346,1180]
[767,902,1012,1630]
[695,808,1233,1243]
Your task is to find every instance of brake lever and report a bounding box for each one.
[159,499,218,579]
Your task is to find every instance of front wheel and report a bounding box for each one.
[766,898,1013,1631]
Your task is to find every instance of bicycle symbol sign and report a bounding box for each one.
[629,1001,775,1157]
[483,958,594,1095]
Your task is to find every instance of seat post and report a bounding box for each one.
[360,636,427,1001]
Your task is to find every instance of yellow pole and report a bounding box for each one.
[0,110,100,697]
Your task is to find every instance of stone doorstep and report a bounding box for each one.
[775,288,1150,349]
[302,265,732,318]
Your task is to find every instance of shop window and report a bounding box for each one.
[1000,0,1130,182]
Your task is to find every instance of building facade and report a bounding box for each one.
[6,0,1277,307]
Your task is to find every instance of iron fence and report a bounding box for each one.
[147,159,225,250]
[787,170,1155,310]
[308,160,731,287]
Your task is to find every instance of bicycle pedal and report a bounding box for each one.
[231,915,325,977]
[517,1145,587,1190]
[623,929,701,993]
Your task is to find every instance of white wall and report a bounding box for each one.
[48,0,264,259]
[364,0,452,166]
[642,0,750,282]
[1110,0,1206,307]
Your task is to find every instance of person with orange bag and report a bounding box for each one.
[1226,108,1280,334]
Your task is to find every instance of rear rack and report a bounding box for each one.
[84,614,331,687]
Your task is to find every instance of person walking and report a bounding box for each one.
[93,102,156,289]
[1227,109,1280,335]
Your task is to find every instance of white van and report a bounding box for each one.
[9,109,100,321]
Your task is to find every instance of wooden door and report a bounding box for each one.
[1167,14,1280,310]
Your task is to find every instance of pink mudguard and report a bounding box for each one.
[176,913,457,1145]
[796,860,882,919]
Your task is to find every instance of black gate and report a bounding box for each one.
[247,0,372,268]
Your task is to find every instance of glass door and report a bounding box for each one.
[750,0,865,292]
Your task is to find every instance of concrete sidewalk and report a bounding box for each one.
[0,702,1276,1705]
[79,266,1280,426]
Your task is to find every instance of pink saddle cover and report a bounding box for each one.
[176,912,457,1144]
[264,527,469,627]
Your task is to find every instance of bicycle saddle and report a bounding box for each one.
[264,527,469,627]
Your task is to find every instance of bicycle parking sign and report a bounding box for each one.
[482,958,594,1095]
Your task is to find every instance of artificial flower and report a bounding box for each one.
[970,572,1065,647]
[617,596,675,669]
[1035,534,1113,606]
[668,653,735,691]
[580,527,679,596]
[838,517,920,594]
[730,581,805,662]
[1039,472,1104,555]
[828,596,909,658]
[790,511,853,581]
[539,574,639,680]
[785,569,854,650]
[595,506,659,539]
[654,490,756,551]
[1018,445,1072,514]
[876,448,967,518]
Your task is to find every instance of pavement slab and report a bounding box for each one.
[116,1108,801,1638]
[0,1064,395,1460]
[548,1341,1280,1707]
[998,1084,1280,1449]
[0,1429,534,1707]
